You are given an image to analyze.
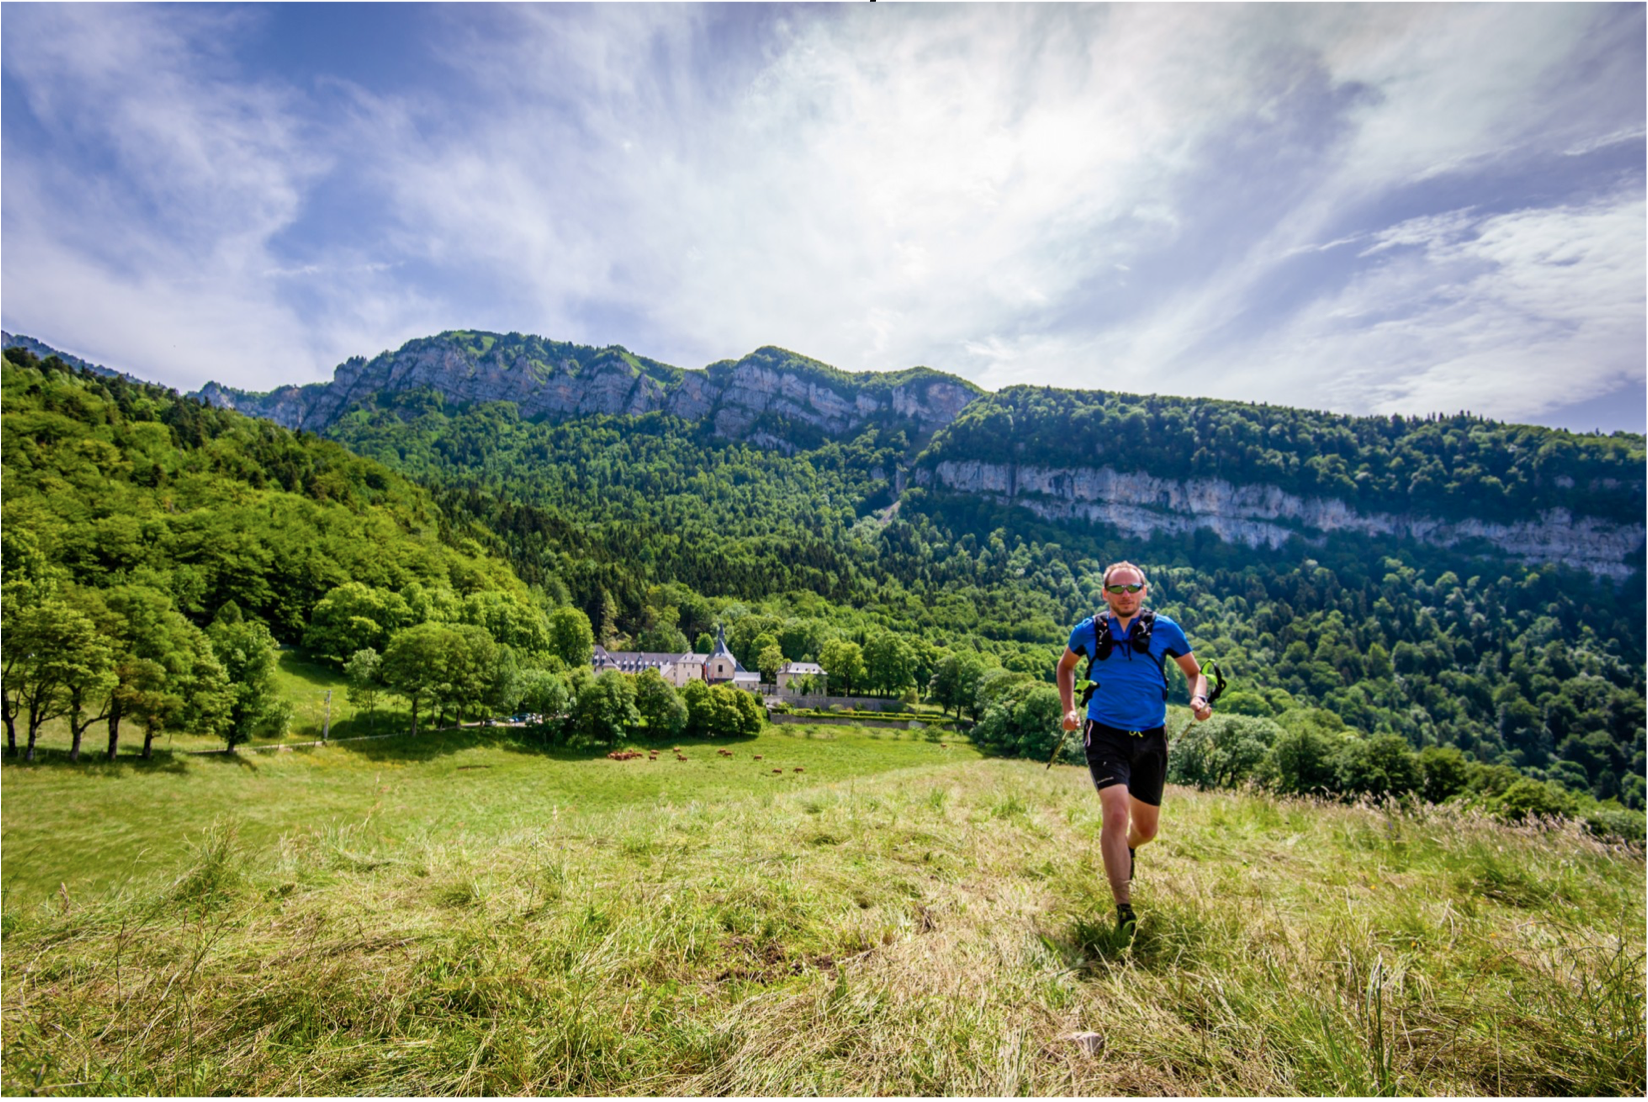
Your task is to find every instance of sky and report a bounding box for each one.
[3,3,1644,434]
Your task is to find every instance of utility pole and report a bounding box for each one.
[322,689,332,742]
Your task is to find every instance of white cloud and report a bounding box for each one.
[1210,193,1646,423]
[1,2,1640,428]
[0,6,436,388]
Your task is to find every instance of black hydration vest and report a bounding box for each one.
[1078,609,1177,705]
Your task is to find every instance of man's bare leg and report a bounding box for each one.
[1127,796,1160,851]
[1098,785,1135,905]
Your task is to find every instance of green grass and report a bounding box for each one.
[14,650,388,757]
[0,724,975,906]
[2,737,1642,1095]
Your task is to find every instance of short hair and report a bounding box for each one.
[1102,561,1148,587]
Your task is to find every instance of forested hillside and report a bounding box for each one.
[4,333,1643,817]
[317,380,1645,813]
[1,350,584,760]
[923,385,1645,525]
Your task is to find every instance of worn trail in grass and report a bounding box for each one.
[1,725,972,905]
[3,741,1642,1096]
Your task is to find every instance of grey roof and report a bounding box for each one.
[706,624,749,674]
[780,661,824,675]
[592,647,704,673]
[710,623,735,660]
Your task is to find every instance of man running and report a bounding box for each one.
[1056,561,1211,935]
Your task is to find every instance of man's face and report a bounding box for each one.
[1103,568,1147,619]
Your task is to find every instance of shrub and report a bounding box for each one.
[1417,745,1472,803]
[1467,761,1524,799]
[634,669,687,738]
[1583,805,1647,843]
[1332,733,1421,798]
[569,670,639,749]
[971,683,1063,760]
[1492,778,1579,822]
[1217,689,1275,717]
[1168,714,1282,790]
[1264,727,1342,795]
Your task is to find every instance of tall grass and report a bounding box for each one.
[3,758,1642,1095]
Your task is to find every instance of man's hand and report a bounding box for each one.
[1056,648,1083,732]
[1191,694,1213,722]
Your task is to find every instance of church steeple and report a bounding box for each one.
[711,622,733,659]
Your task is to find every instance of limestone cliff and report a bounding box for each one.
[916,460,1644,578]
[185,328,1640,579]
[196,332,981,440]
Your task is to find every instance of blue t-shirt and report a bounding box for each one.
[1066,612,1192,731]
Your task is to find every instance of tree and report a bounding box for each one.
[1264,727,1342,795]
[757,643,785,686]
[462,590,551,660]
[592,587,621,648]
[1417,745,1471,803]
[381,621,500,729]
[208,616,285,751]
[1,527,62,754]
[1332,734,1421,798]
[638,623,690,654]
[694,632,714,655]
[481,639,521,718]
[1168,715,1282,790]
[726,686,764,738]
[570,669,639,748]
[930,652,987,718]
[518,668,571,716]
[345,648,383,729]
[863,633,916,697]
[971,682,1063,759]
[101,585,229,759]
[634,668,688,737]
[382,623,448,735]
[547,606,596,669]
[778,618,826,662]
[681,679,714,737]
[5,600,114,761]
[974,668,1030,720]
[302,583,412,666]
[819,639,865,696]
[59,594,119,763]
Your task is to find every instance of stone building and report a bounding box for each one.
[703,624,761,691]
[591,646,707,688]
[776,661,826,693]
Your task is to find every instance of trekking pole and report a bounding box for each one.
[1168,660,1227,743]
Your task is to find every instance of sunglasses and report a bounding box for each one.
[1104,583,1145,594]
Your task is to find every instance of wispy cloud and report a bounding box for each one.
[1,3,1641,431]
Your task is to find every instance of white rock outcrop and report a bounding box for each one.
[919,461,1643,579]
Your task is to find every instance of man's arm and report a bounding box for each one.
[1173,653,1212,722]
[1057,648,1083,731]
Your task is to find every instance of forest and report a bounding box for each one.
[3,346,1643,825]
[922,384,1645,524]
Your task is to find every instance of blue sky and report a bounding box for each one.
[3,3,1643,433]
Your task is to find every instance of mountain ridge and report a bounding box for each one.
[7,328,1643,577]
[194,331,983,446]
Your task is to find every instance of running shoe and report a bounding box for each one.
[1116,902,1137,937]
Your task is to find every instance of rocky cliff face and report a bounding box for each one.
[196,333,980,440]
[188,328,1640,580]
[918,460,1645,579]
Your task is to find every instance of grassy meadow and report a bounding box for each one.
[3,719,1642,1096]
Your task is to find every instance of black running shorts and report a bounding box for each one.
[1083,720,1168,807]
